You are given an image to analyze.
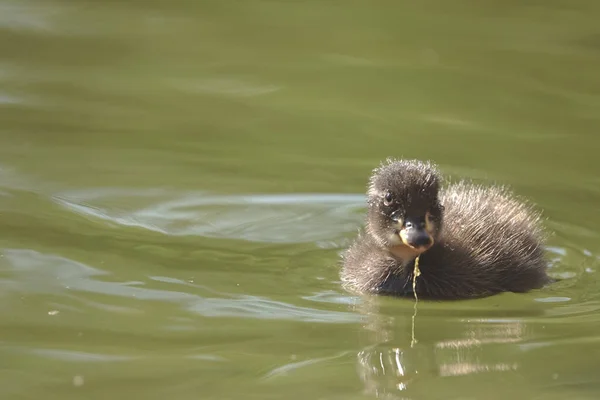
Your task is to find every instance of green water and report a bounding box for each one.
[1,1,600,399]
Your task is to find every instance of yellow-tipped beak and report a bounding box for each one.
[399,228,434,250]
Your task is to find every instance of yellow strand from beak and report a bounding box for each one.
[411,256,421,347]
[412,255,421,300]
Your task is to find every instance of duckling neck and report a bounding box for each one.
[389,245,421,267]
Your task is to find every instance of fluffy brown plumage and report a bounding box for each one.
[341,159,550,300]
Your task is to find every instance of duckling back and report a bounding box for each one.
[424,181,550,298]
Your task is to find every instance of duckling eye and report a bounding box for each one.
[383,191,393,206]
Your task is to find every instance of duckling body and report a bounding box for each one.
[341,159,550,300]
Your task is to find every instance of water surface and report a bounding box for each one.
[1,1,600,399]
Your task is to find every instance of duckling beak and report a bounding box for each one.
[399,216,434,251]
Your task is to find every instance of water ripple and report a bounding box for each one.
[53,188,365,244]
[0,248,360,324]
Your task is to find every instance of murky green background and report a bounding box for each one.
[1,1,600,399]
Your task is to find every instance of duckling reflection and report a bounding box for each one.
[353,298,535,398]
[342,159,550,299]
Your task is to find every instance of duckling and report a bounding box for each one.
[341,159,550,300]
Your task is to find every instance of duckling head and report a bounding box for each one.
[366,159,444,262]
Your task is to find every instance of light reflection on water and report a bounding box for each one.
[53,189,365,244]
[0,248,360,324]
[355,309,531,397]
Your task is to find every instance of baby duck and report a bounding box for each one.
[341,159,550,300]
